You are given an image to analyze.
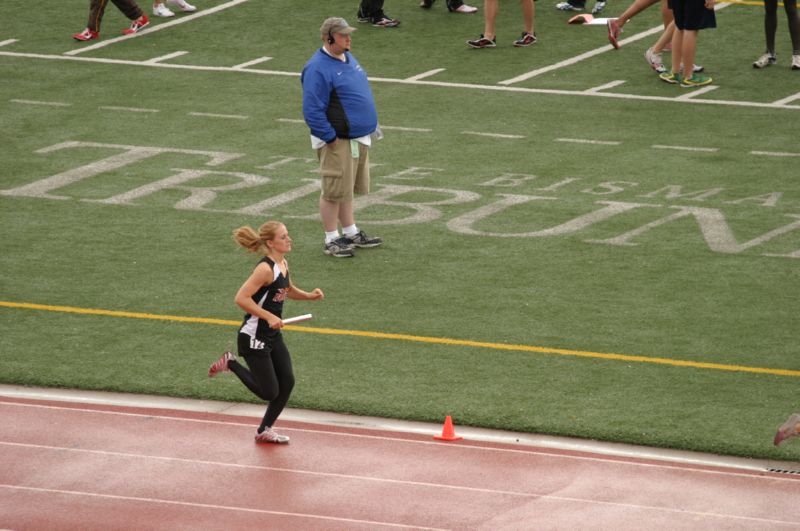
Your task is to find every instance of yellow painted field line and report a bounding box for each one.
[2,301,798,378]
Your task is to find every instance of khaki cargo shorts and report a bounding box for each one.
[317,139,370,202]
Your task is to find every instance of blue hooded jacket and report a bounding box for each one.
[301,49,378,143]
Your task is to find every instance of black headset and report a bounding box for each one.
[328,31,335,45]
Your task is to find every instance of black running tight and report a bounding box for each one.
[229,333,295,431]
[763,0,800,54]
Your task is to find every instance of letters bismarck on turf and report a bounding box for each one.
[2,141,798,259]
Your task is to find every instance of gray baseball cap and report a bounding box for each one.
[320,17,357,38]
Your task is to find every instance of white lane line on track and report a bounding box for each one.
[584,80,626,93]
[10,99,71,107]
[232,56,273,69]
[63,0,251,56]
[556,138,621,145]
[773,91,800,105]
[405,68,446,81]
[462,131,525,139]
[652,144,719,153]
[143,51,189,64]
[4,50,799,111]
[188,112,249,120]
[2,400,797,481]
[750,150,800,157]
[99,106,159,113]
[2,442,797,527]
[380,125,433,132]
[675,85,719,100]
[0,484,441,530]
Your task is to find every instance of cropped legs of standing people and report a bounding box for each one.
[467,0,537,48]
[752,0,800,69]
[420,0,479,13]
[72,0,149,41]
[152,0,197,17]
[357,0,400,27]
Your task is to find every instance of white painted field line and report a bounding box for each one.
[143,51,189,64]
[189,112,249,120]
[500,3,732,85]
[276,118,304,123]
[462,131,525,139]
[381,125,432,132]
[751,150,800,157]
[64,0,251,56]
[675,85,719,100]
[405,68,446,82]
[498,27,663,85]
[10,99,71,107]
[0,39,18,47]
[99,106,159,113]
[773,91,800,106]
[4,51,799,111]
[556,138,621,145]
[585,80,626,93]
[232,56,273,70]
[652,144,719,153]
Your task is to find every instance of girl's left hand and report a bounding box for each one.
[310,288,325,301]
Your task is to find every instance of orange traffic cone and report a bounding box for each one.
[434,415,463,441]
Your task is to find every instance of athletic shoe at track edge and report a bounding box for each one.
[556,1,585,10]
[371,16,400,27]
[342,230,383,248]
[452,4,478,12]
[680,73,713,87]
[591,1,607,14]
[208,350,235,377]
[255,428,290,444]
[152,3,175,17]
[324,236,356,258]
[168,0,197,12]
[607,19,621,49]
[659,71,681,84]
[753,52,777,69]
[793,55,800,70]
[467,34,496,48]
[774,413,800,446]
[122,15,150,34]
[73,28,99,41]
[645,47,666,72]
[513,32,537,46]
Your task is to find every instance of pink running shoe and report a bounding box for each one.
[255,427,290,444]
[208,350,235,377]
[607,18,621,49]
[774,413,800,446]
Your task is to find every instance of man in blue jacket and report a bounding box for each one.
[301,17,384,258]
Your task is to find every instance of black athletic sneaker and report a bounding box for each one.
[467,34,496,48]
[513,32,537,47]
[324,237,355,258]
[343,230,383,248]
[371,16,400,27]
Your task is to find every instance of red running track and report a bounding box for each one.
[1,395,799,530]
